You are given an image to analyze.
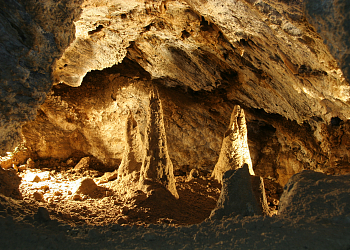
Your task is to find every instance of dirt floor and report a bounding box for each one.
[0,158,349,249]
[8,157,282,226]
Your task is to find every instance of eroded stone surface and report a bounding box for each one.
[305,0,350,82]
[2,0,350,187]
[117,112,144,180]
[0,0,83,154]
[139,89,178,199]
[279,170,350,218]
[211,105,254,183]
[210,164,266,220]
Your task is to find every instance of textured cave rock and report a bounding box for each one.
[138,89,179,199]
[2,0,350,188]
[0,0,83,154]
[210,164,269,220]
[0,168,22,199]
[304,0,350,82]
[211,105,254,183]
[279,170,350,218]
[117,111,143,181]
[21,64,350,187]
[49,0,350,123]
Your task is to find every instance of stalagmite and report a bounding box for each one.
[138,88,179,199]
[210,164,269,220]
[117,112,144,181]
[211,105,254,183]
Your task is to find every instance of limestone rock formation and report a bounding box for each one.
[0,0,83,155]
[304,0,350,82]
[139,89,179,199]
[210,164,268,220]
[250,175,271,216]
[279,170,350,218]
[2,0,350,189]
[117,111,144,181]
[211,105,254,183]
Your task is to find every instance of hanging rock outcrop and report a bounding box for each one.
[211,105,254,183]
[138,89,179,199]
[304,0,350,82]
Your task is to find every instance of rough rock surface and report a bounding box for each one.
[21,67,350,186]
[251,175,271,216]
[7,0,346,188]
[117,112,143,180]
[211,105,254,183]
[72,177,98,196]
[0,0,83,154]
[0,167,22,199]
[210,164,267,220]
[279,170,350,218]
[0,0,349,169]
[304,0,350,82]
[139,89,178,199]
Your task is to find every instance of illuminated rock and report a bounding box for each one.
[211,105,254,183]
[72,177,98,196]
[117,112,144,181]
[3,0,350,188]
[139,88,179,199]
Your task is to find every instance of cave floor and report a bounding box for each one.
[2,160,348,249]
[3,158,280,227]
[16,165,223,226]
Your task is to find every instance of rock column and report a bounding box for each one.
[139,88,179,199]
[211,105,254,183]
[117,112,144,181]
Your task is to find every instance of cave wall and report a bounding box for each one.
[0,0,83,154]
[304,0,350,82]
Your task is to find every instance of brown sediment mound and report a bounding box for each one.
[211,105,254,183]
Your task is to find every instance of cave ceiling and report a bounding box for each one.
[52,0,350,124]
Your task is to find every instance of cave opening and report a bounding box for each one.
[0,58,284,228]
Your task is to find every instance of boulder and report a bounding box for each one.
[0,167,22,199]
[279,170,350,218]
[74,157,91,172]
[72,177,98,196]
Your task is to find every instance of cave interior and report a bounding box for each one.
[1,0,350,248]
